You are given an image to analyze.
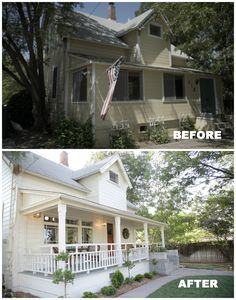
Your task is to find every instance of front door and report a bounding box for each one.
[107,223,114,250]
[200,78,216,115]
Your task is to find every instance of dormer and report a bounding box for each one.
[72,155,133,211]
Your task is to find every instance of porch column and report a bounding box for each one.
[160,226,165,248]
[58,203,67,252]
[143,223,149,259]
[115,216,122,266]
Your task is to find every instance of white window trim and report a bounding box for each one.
[149,22,163,39]
[81,221,93,244]
[162,73,187,103]
[71,67,88,104]
[108,170,119,185]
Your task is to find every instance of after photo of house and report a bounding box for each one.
[1,1,234,299]
[2,2,234,149]
[2,150,234,298]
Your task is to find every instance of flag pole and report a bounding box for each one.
[106,56,124,72]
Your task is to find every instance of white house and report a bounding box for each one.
[2,151,177,297]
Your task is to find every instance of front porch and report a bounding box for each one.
[24,242,159,276]
[19,195,166,277]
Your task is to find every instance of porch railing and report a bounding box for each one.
[23,243,159,276]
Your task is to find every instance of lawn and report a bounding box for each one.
[148,275,234,298]
[183,263,233,271]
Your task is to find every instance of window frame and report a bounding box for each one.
[81,221,93,244]
[149,22,163,39]
[109,170,119,184]
[163,73,186,103]
[113,69,144,102]
[72,67,88,103]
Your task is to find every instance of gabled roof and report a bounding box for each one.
[3,152,90,193]
[64,11,128,49]
[72,154,133,189]
[82,9,155,37]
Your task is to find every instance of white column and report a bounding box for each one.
[58,203,67,252]
[143,223,149,259]
[115,216,122,266]
[161,226,165,248]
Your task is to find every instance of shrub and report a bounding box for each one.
[158,247,166,252]
[7,89,34,129]
[148,123,170,144]
[151,271,157,276]
[180,115,195,131]
[144,272,153,279]
[101,285,117,296]
[82,291,98,298]
[134,274,144,282]
[50,117,94,148]
[110,128,136,149]
[124,277,134,284]
[111,270,124,289]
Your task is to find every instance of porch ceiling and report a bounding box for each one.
[20,189,166,228]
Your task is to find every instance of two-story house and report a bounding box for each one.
[46,4,223,147]
[2,151,179,297]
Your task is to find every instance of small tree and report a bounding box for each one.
[52,251,75,298]
[123,250,135,279]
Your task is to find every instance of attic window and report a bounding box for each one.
[109,170,119,184]
[149,24,162,38]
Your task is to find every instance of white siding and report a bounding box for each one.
[2,159,16,289]
[80,174,99,203]
[98,163,128,211]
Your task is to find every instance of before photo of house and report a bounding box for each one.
[2,2,233,149]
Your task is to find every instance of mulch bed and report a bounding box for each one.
[12,291,39,298]
[3,130,51,149]
[96,275,161,298]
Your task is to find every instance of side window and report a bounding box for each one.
[72,68,87,102]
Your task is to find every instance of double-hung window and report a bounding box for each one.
[82,221,93,243]
[113,70,143,101]
[72,68,87,102]
[164,74,185,101]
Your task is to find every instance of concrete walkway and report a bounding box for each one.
[118,268,234,298]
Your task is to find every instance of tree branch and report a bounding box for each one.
[200,162,234,178]
[3,64,26,88]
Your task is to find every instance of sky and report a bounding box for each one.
[76,2,141,23]
[32,150,99,170]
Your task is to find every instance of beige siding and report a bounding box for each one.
[69,39,128,59]
[139,18,170,66]
[94,64,202,147]
[80,174,99,203]
[172,56,187,67]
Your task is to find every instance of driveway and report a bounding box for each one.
[118,268,234,298]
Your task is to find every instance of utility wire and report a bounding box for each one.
[89,3,101,16]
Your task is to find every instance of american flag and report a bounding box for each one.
[100,57,123,120]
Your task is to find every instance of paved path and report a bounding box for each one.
[118,268,234,298]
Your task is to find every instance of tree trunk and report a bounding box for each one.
[31,87,48,131]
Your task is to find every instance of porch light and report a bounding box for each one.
[33,213,41,218]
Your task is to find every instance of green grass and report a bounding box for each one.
[183,263,232,271]
[148,275,234,298]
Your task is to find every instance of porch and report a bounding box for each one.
[20,196,166,277]
[23,242,160,276]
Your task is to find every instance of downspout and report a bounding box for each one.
[91,63,96,140]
